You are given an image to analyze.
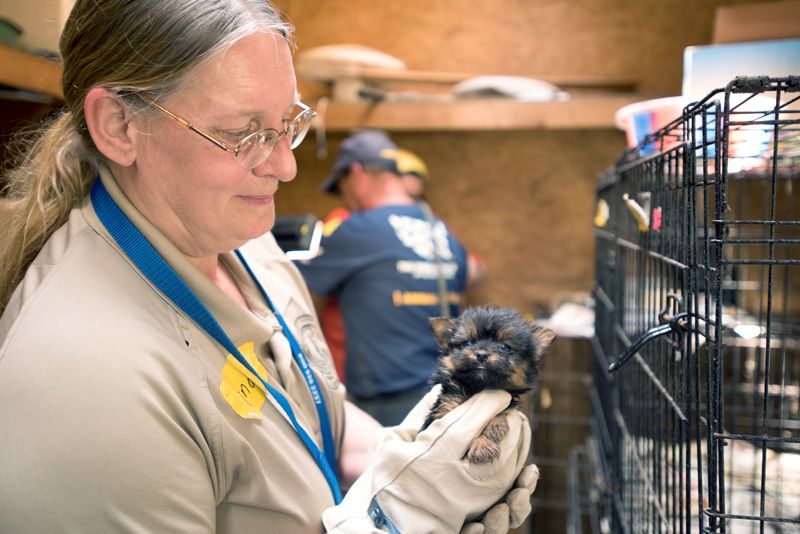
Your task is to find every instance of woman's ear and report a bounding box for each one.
[83,87,138,166]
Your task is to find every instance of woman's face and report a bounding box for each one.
[124,32,299,258]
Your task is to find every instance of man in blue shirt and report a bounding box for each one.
[296,130,468,425]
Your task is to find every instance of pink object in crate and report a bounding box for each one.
[615,96,688,149]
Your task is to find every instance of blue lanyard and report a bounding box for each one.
[234,249,338,479]
[90,178,342,504]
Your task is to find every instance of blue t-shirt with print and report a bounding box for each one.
[296,204,468,398]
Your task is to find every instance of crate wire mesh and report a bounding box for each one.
[590,77,800,534]
[530,365,593,531]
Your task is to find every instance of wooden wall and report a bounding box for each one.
[274,0,777,314]
[279,0,749,95]
[285,130,623,312]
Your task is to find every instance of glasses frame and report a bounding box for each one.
[138,95,315,168]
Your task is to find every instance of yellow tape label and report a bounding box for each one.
[220,341,269,420]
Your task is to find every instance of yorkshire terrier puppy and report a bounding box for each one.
[422,305,554,464]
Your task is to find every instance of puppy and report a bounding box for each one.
[422,305,554,463]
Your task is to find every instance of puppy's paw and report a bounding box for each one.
[465,410,512,463]
[466,435,501,464]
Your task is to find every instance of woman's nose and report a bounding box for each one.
[252,136,297,182]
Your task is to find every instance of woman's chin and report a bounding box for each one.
[245,218,277,242]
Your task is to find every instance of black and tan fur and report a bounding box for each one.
[422,306,554,464]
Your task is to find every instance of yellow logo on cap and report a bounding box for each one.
[220,341,269,420]
[393,148,429,179]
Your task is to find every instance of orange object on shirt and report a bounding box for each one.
[319,207,352,384]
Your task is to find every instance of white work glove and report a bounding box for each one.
[391,387,540,533]
[459,463,540,533]
[322,387,532,533]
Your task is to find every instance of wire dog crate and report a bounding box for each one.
[590,77,800,534]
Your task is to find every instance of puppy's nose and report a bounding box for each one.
[475,350,489,362]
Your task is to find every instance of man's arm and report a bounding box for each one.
[339,400,383,489]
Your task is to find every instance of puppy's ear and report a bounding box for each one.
[429,317,457,349]
[531,325,555,358]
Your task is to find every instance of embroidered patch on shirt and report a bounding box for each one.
[220,341,269,420]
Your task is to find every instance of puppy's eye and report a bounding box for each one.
[499,343,513,353]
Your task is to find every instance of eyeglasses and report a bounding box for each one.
[139,95,316,169]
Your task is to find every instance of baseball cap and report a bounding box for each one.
[319,130,399,194]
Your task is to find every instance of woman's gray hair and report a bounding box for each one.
[61,0,295,145]
[0,0,294,313]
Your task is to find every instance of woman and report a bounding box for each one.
[0,1,534,532]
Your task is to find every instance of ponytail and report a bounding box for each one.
[0,112,97,313]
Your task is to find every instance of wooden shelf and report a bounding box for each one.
[0,43,62,99]
[321,95,644,131]
[0,45,642,131]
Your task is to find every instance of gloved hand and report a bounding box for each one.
[375,386,540,533]
[459,463,540,534]
[322,388,532,533]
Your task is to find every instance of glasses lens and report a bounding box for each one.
[236,131,278,169]
[233,106,315,169]
[288,110,314,149]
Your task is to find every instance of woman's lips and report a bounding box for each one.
[239,194,274,206]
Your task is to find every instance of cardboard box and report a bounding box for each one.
[713,1,800,44]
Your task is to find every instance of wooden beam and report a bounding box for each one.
[0,44,63,99]
[346,67,637,92]
[321,95,644,131]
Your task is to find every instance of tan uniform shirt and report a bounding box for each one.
[0,168,346,533]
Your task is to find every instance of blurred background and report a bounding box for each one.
[1,1,797,531]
